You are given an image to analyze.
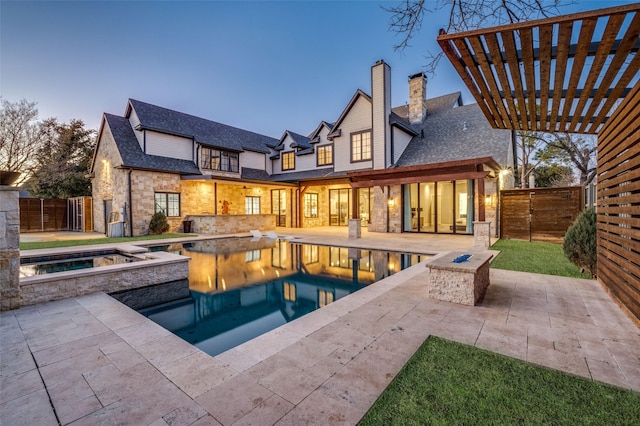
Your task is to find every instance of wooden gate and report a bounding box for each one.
[19,199,68,232]
[500,187,583,242]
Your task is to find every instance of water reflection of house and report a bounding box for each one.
[91,60,514,237]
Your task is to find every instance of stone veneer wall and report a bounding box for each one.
[369,185,402,233]
[20,252,189,306]
[0,186,20,310]
[188,214,276,235]
[131,170,182,235]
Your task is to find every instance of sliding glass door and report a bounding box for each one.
[329,189,350,226]
[403,180,473,234]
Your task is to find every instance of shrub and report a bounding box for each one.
[563,207,597,278]
[149,211,170,235]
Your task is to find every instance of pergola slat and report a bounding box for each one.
[538,23,554,128]
[520,28,538,129]
[485,32,520,130]
[549,22,573,131]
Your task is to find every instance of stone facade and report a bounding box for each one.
[19,251,189,307]
[409,73,427,124]
[188,214,276,235]
[0,187,20,310]
[473,221,492,249]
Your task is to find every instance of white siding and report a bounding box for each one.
[145,130,193,161]
[392,128,414,164]
[128,107,144,150]
[333,96,373,172]
[296,151,316,170]
[242,151,266,171]
[371,61,391,170]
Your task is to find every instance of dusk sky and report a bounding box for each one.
[1,0,634,138]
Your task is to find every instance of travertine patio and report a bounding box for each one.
[1,231,639,425]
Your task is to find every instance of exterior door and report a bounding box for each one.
[329,189,350,226]
[271,189,287,227]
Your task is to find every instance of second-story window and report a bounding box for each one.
[201,147,239,172]
[351,131,371,162]
[317,145,333,166]
[282,151,295,171]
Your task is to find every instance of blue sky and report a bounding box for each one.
[1,0,634,138]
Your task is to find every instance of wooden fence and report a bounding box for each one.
[500,187,583,243]
[597,80,640,324]
[19,199,68,232]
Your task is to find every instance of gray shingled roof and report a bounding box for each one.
[241,168,272,181]
[269,168,344,182]
[104,114,201,175]
[129,99,277,154]
[287,131,311,149]
[395,101,512,168]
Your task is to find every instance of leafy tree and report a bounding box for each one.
[563,207,597,278]
[543,133,596,186]
[385,0,565,75]
[28,119,96,198]
[0,98,46,185]
[532,164,574,188]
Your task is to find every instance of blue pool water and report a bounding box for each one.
[115,238,426,357]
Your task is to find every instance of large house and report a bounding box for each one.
[90,60,515,237]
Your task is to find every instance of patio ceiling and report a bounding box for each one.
[436,3,640,134]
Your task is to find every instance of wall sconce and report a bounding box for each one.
[485,195,492,205]
[388,261,395,272]
[388,198,395,207]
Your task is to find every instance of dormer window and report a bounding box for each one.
[317,145,333,166]
[282,151,295,171]
[201,147,239,172]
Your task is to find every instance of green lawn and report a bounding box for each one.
[360,337,640,425]
[19,233,194,250]
[490,239,590,279]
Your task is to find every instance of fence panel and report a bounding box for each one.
[500,187,583,243]
[19,199,68,232]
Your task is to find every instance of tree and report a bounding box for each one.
[532,164,574,188]
[28,119,96,198]
[385,0,565,75]
[515,130,546,188]
[544,133,597,186]
[0,99,46,186]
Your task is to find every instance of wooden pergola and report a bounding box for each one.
[437,3,640,134]
[437,3,640,324]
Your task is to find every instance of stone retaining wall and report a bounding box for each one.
[188,214,275,235]
[20,251,189,307]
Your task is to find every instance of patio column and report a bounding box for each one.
[349,187,361,238]
[473,221,491,249]
[0,186,20,310]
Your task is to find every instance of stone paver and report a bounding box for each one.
[2,232,640,425]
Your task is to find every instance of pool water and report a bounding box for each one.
[121,238,427,356]
[20,252,142,277]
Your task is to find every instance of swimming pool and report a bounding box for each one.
[116,238,427,356]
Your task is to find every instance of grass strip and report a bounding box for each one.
[20,233,194,250]
[360,336,640,425]
[490,239,590,279]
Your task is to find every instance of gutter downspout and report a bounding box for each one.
[127,169,133,236]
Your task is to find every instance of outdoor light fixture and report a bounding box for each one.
[388,198,395,207]
[485,195,492,205]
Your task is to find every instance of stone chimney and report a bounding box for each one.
[408,72,427,124]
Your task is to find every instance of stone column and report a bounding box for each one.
[348,218,361,239]
[473,221,491,249]
[0,186,20,310]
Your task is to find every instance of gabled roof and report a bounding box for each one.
[126,99,277,153]
[308,121,334,143]
[276,130,312,151]
[395,102,512,168]
[101,113,201,175]
[389,112,418,136]
[328,89,372,139]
